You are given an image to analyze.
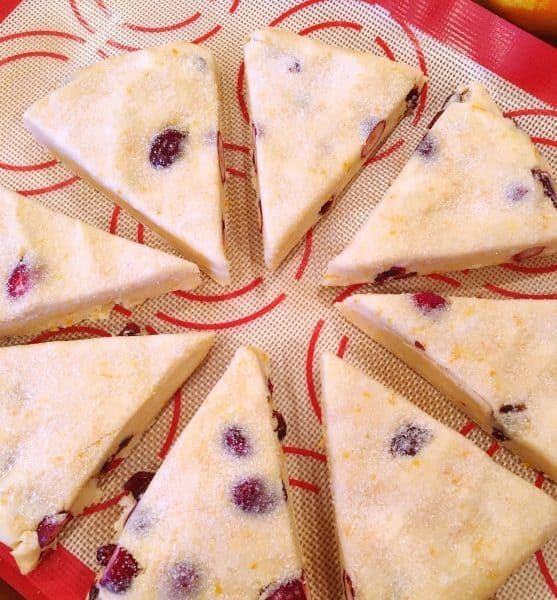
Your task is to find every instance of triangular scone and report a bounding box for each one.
[0,187,200,338]
[0,332,214,574]
[24,42,229,284]
[244,28,426,270]
[338,293,557,482]
[94,346,309,599]
[325,82,557,285]
[321,352,557,600]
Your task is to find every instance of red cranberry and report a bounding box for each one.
[507,184,529,202]
[390,424,432,457]
[532,168,557,208]
[264,577,307,599]
[217,130,226,184]
[149,129,187,168]
[374,266,413,285]
[412,292,447,313]
[288,59,301,73]
[96,543,117,566]
[7,261,34,299]
[100,546,140,593]
[319,196,335,216]
[361,119,386,159]
[499,403,526,413]
[343,570,355,600]
[161,560,201,596]
[37,512,72,547]
[414,340,425,351]
[231,477,275,514]
[416,134,437,159]
[124,471,156,500]
[405,87,420,115]
[272,411,287,441]
[512,246,545,262]
[118,322,141,336]
[222,426,251,457]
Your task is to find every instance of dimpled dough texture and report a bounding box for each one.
[325,82,557,285]
[96,346,308,599]
[338,293,557,483]
[321,352,557,600]
[0,333,214,574]
[24,42,229,284]
[0,187,200,338]
[244,27,426,270]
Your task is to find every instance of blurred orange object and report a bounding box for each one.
[483,0,557,36]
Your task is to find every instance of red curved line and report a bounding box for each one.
[106,39,139,52]
[535,472,545,488]
[69,0,95,33]
[485,283,557,300]
[500,262,557,274]
[174,276,263,302]
[0,158,57,172]
[226,167,246,178]
[504,109,557,118]
[283,446,326,461]
[0,30,86,44]
[95,0,109,15]
[306,319,325,423]
[299,21,362,36]
[223,142,250,154]
[270,0,328,26]
[124,12,201,33]
[137,223,144,244]
[229,0,241,13]
[365,138,404,165]
[80,491,129,516]
[192,24,222,45]
[289,478,320,494]
[30,325,112,344]
[486,441,500,457]
[532,136,557,148]
[17,175,80,196]
[109,205,121,234]
[237,60,250,125]
[158,390,181,459]
[145,325,158,335]
[112,304,132,317]
[336,335,349,358]
[536,550,557,597]
[0,51,68,68]
[332,283,365,304]
[97,48,109,59]
[426,273,461,287]
[156,293,287,330]
[295,229,313,281]
[459,421,476,436]
[374,35,395,60]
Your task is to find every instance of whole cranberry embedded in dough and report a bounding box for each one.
[506,184,529,202]
[416,134,437,159]
[37,511,73,548]
[374,266,417,285]
[124,471,156,500]
[272,410,287,441]
[263,577,308,599]
[149,128,187,168]
[288,59,301,73]
[532,168,557,208]
[412,292,447,313]
[222,425,251,457]
[96,543,117,566]
[161,560,201,597]
[118,322,141,336]
[7,260,35,299]
[231,477,276,514]
[99,546,140,593]
[511,246,545,262]
[414,340,426,351]
[343,570,356,600]
[404,86,420,115]
[360,118,386,159]
[390,423,433,457]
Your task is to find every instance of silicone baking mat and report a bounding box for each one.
[0,0,556,598]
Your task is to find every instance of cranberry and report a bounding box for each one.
[231,477,275,514]
[414,340,425,351]
[149,129,187,168]
[492,427,511,442]
[272,410,287,441]
[264,578,307,599]
[222,426,251,457]
[390,423,432,457]
[88,585,99,600]
[427,110,443,130]
[416,134,437,159]
[507,184,529,202]
[217,130,226,184]
[7,261,34,299]
[124,471,155,500]
[162,560,201,596]
[499,403,526,413]
[412,292,447,313]
[37,512,72,547]
[288,59,301,73]
[118,322,141,336]
[405,87,420,114]
[374,266,415,285]
[319,196,335,216]
[96,543,117,566]
[512,246,545,262]
[532,168,557,208]
[100,546,140,593]
[360,119,386,159]
[343,570,355,600]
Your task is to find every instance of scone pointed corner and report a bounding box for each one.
[244,26,425,272]
[326,81,557,285]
